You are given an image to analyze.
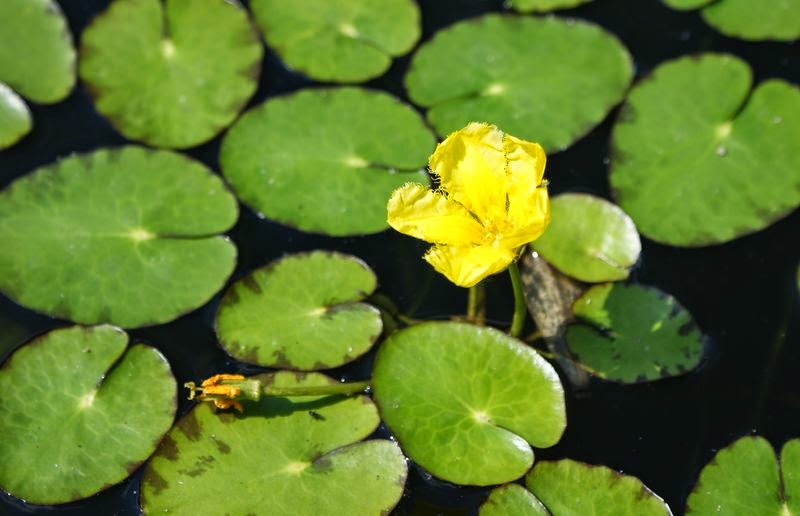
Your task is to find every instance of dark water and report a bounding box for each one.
[1,0,799,514]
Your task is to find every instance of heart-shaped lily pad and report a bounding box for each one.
[405,14,633,152]
[611,53,800,247]
[0,146,238,328]
[0,82,31,150]
[687,436,800,514]
[79,0,262,148]
[663,0,799,41]
[510,0,594,13]
[480,484,548,516]
[216,251,382,370]
[372,322,566,486]
[0,0,75,104]
[220,87,435,236]
[141,371,407,515]
[565,283,704,383]
[250,0,420,82]
[526,459,672,515]
[531,193,641,283]
[0,325,176,505]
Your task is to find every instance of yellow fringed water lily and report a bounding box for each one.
[387,122,550,288]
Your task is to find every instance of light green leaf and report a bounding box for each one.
[0,0,75,104]
[510,0,594,13]
[216,251,382,370]
[686,436,800,515]
[532,193,641,283]
[480,484,549,516]
[250,0,420,82]
[611,53,800,247]
[141,371,406,516]
[664,0,800,40]
[221,87,435,236]
[566,283,704,383]
[0,146,238,328]
[526,459,671,515]
[405,14,633,152]
[79,0,262,148]
[0,325,176,504]
[0,82,31,150]
[662,0,713,10]
[372,322,566,486]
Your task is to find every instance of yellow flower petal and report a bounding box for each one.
[424,244,516,288]
[387,183,486,246]
[500,186,551,249]
[504,134,548,230]
[429,122,506,222]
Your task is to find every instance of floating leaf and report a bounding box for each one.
[141,371,407,515]
[0,325,176,504]
[372,322,566,486]
[216,251,382,370]
[0,82,31,150]
[480,484,548,516]
[250,0,420,82]
[221,87,434,236]
[405,14,633,152]
[79,0,262,148]
[0,146,238,328]
[526,459,672,515]
[565,283,704,383]
[686,436,800,514]
[663,0,799,41]
[611,53,800,247]
[510,0,594,13]
[532,193,641,282]
[0,0,75,104]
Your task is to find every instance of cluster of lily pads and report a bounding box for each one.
[0,0,798,514]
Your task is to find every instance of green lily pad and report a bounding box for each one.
[480,484,549,516]
[79,0,262,148]
[532,193,641,283]
[510,0,594,13]
[0,0,75,104]
[0,82,31,150]
[216,251,382,370]
[141,371,407,515]
[686,436,800,514]
[405,14,633,152]
[610,53,800,247]
[526,459,671,515]
[250,0,420,82]
[372,322,566,486]
[0,146,238,328]
[663,0,799,41]
[566,283,704,383]
[220,87,435,236]
[0,325,176,505]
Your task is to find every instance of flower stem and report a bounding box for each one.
[508,261,527,338]
[263,380,371,398]
[467,281,486,324]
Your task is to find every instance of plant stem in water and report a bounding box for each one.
[508,261,526,338]
[263,380,371,398]
[467,281,486,325]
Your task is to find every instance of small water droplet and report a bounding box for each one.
[715,145,727,157]
[772,116,783,124]
[679,31,691,41]
[602,157,610,165]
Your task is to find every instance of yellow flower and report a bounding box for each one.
[387,122,550,287]
[185,373,261,412]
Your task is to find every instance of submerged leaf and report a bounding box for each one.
[566,283,704,383]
